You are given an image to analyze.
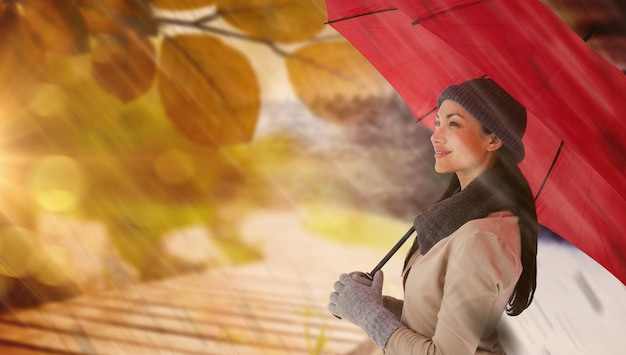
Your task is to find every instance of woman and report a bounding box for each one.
[328,78,538,354]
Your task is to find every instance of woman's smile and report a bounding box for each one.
[434,147,451,159]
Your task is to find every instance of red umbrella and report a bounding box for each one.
[325,0,626,284]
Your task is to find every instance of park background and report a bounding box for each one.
[0,0,624,354]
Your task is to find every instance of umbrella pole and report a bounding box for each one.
[365,226,416,280]
[333,225,416,319]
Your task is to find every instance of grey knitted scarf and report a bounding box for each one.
[404,168,518,269]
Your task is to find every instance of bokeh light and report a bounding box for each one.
[28,155,84,212]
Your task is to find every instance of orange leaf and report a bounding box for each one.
[152,0,217,11]
[77,0,157,36]
[218,0,326,43]
[158,34,260,147]
[0,3,9,18]
[0,7,45,113]
[22,0,89,54]
[286,40,393,124]
[92,31,156,102]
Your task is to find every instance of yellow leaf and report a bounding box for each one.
[153,149,196,185]
[158,34,260,147]
[77,0,157,36]
[46,53,93,87]
[286,40,392,124]
[153,0,216,11]
[22,0,89,54]
[92,31,156,102]
[218,0,326,43]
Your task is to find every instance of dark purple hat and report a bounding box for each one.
[437,78,527,163]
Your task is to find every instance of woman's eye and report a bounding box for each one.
[449,121,460,127]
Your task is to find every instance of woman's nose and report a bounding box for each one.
[431,128,442,144]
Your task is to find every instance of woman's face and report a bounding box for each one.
[431,99,502,189]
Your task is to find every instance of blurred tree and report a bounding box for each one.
[0,0,397,307]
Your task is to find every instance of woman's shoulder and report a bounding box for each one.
[456,211,520,240]
[448,211,522,262]
[445,212,523,285]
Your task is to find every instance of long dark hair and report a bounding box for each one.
[437,145,538,316]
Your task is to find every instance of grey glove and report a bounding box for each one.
[328,271,404,349]
[349,273,404,320]
[383,295,404,320]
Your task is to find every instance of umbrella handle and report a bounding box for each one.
[332,226,416,320]
[365,226,416,280]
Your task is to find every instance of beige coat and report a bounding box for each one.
[384,212,522,355]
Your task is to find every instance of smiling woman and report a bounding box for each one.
[329,78,538,355]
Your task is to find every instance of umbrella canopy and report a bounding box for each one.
[325,0,626,284]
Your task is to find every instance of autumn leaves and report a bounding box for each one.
[1,0,390,147]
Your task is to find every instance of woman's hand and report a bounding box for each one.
[328,271,384,321]
[349,271,373,286]
[328,271,404,349]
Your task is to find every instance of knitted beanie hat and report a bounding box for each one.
[437,78,527,163]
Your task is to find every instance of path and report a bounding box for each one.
[0,212,405,354]
[0,211,623,354]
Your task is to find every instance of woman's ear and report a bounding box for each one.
[487,135,504,152]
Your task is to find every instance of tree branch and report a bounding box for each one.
[155,17,289,56]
